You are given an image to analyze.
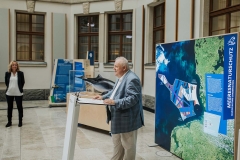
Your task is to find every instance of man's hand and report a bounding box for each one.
[104,99,115,105]
[93,95,103,100]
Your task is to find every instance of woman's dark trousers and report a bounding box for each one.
[6,95,23,125]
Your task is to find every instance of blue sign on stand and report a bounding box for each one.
[52,59,73,103]
[73,62,86,92]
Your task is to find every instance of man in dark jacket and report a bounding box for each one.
[94,57,144,160]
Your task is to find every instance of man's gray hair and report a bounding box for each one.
[115,57,129,70]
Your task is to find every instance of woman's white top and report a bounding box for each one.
[6,72,23,96]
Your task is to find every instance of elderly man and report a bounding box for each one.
[94,56,144,160]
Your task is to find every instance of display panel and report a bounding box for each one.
[155,33,238,159]
[49,59,91,104]
[51,59,73,103]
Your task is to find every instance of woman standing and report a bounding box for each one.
[5,61,25,127]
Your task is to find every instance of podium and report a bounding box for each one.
[62,94,107,160]
[66,92,110,131]
[62,94,78,160]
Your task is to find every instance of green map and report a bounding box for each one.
[170,36,234,160]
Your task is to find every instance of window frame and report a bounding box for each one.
[209,0,240,35]
[16,12,45,62]
[108,12,133,62]
[152,3,165,63]
[78,15,99,62]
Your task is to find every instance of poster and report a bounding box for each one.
[155,33,238,159]
[73,59,93,92]
[51,59,73,103]
[49,59,92,105]
[70,61,86,93]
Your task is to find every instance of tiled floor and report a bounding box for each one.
[0,100,181,160]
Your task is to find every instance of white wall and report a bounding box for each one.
[134,6,143,82]
[0,0,201,98]
[165,0,176,42]
[53,13,66,60]
[0,1,70,89]
[178,0,192,41]
[194,0,203,38]
[0,8,10,82]
[142,67,156,97]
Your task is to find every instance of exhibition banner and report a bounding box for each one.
[155,33,238,160]
[49,59,92,105]
[51,59,73,103]
[71,62,86,92]
[73,59,93,92]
